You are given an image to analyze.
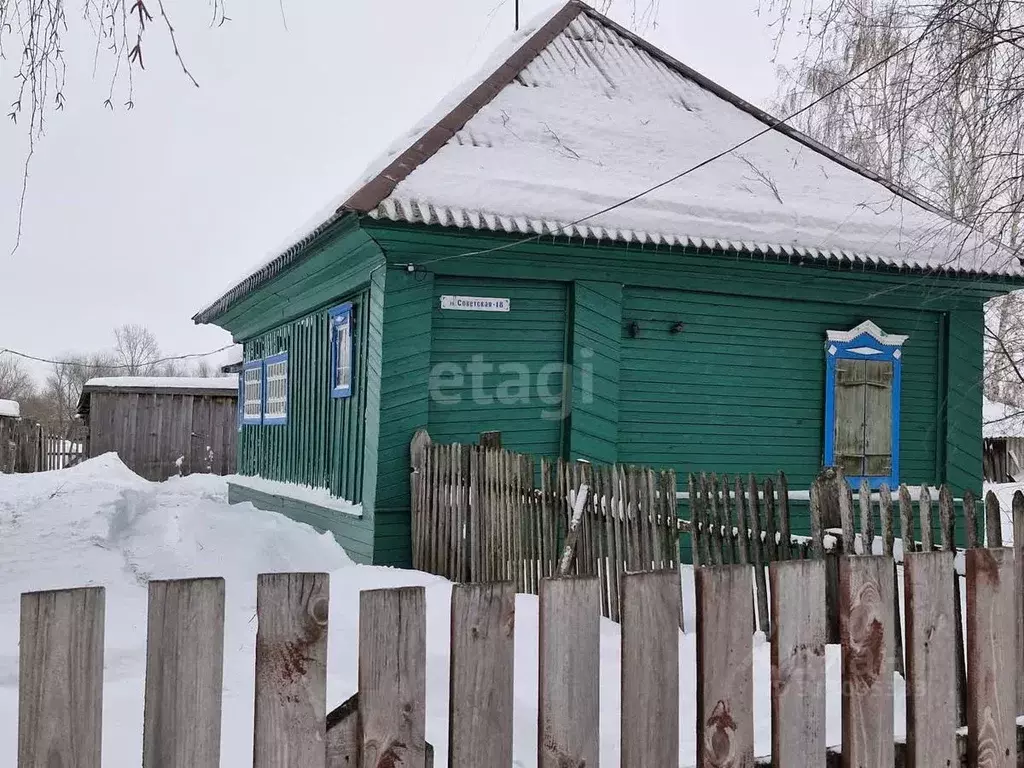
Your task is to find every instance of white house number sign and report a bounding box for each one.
[440,295,511,312]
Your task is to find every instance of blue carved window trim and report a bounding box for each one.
[241,360,264,425]
[823,321,907,490]
[329,302,354,399]
[262,352,289,426]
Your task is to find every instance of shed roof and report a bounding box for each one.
[0,399,20,419]
[195,0,1022,324]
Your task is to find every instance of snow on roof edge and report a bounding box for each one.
[83,376,239,391]
[984,397,1024,439]
[366,205,1024,277]
[0,399,20,418]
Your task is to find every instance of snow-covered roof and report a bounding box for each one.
[984,397,1024,439]
[0,399,20,419]
[194,0,1022,324]
[83,376,239,391]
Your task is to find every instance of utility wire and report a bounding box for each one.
[415,3,971,270]
[0,344,238,371]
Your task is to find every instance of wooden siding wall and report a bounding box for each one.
[616,286,941,484]
[570,281,622,465]
[373,269,434,565]
[240,289,370,503]
[86,392,237,481]
[426,276,568,456]
[366,223,991,565]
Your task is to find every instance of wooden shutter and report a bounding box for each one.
[833,359,893,476]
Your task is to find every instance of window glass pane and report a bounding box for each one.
[335,316,351,391]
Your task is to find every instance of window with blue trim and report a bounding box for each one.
[329,303,354,399]
[263,352,289,425]
[824,321,908,489]
[241,360,263,425]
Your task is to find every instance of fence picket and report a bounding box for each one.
[966,548,1016,768]
[747,473,770,634]
[359,587,427,768]
[839,477,855,553]
[733,476,750,567]
[143,578,225,768]
[859,478,874,553]
[964,489,979,549]
[769,560,826,768]
[920,486,933,551]
[706,473,723,565]
[985,490,1003,548]
[253,573,329,768]
[899,484,915,553]
[695,565,755,768]
[1016,491,1024,716]
[538,577,600,768]
[621,570,680,768]
[839,555,895,768]
[18,587,105,768]
[449,583,514,768]
[763,477,779,563]
[777,471,791,560]
[879,485,905,678]
[809,478,825,558]
[904,551,956,768]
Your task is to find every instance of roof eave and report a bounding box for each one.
[192,210,358,326]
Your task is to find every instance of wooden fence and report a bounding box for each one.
[16,539,1021,767]
[411,432,680,622]
[0,418,84,474]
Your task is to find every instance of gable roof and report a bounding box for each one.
[195,0,1021,324]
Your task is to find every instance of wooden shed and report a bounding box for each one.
[983,397,1024,482]
[77,377,238,481]
[194,1,1024,565]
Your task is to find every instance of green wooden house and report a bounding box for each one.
[194,0,1024,565]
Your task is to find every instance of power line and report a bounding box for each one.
[0,344,238,371]
[414,3,971,270]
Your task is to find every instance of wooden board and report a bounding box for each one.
[839,555,895,768]
[18,587,105,768]
[1015,491,1024,716]
[538,577,600,768]
[621,570,680,768]
[326,693,361,768]
[696,564,755,768]
[769,560,826,768]
[253,572,330,768]
[359,586,427,768]
[449,582,515,768]
[966,547,1016,768]
[143,578,225,768]
[903,551,956,768]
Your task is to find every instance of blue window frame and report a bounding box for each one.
[824,321,908,490]
[241,360,263,425]
[262,352,289,425]
[329,302,354,399]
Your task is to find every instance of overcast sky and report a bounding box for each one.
[0,0,796,385]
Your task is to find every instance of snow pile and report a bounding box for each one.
[84,376,239,391]
[228,474,363,516]
[0,399,19,418]
[0,456,909,766]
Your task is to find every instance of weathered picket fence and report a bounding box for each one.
[411,431,680,622]
[17,540,1020,767]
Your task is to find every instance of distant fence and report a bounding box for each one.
[0,418,84,474]
[15,552,1023,767]
[410,431,680,622]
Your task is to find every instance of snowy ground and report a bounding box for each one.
[0,456,908,766]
